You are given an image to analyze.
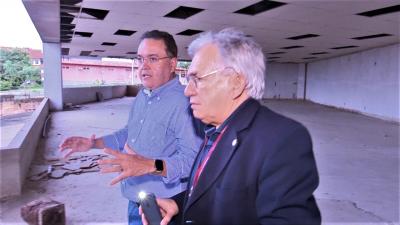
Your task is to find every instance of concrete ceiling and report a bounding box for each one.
[23,0,400,63]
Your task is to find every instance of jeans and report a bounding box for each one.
[128,200,142,225]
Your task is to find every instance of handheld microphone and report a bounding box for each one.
[138,191,162,225]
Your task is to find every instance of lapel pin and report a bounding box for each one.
[232,139,238,147]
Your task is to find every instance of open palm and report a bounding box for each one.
[59,135,94,158]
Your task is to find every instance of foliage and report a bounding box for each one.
[0,48,41,91]
[0,80,12,91]
[177,61,191,70]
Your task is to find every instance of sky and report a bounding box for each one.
[0,0,43,50]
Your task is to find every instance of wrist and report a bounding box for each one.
[152,159,164,175]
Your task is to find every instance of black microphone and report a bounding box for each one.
[138,192,162,225]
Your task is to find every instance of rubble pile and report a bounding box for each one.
[28,154,107,181]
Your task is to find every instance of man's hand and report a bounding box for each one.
[59,134,95,158]
[140,198,179,225]
[98,147,155,185]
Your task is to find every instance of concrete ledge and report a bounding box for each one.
[0,98,49,198]
[63,85,127,106]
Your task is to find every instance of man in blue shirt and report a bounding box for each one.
[59,30,203,225]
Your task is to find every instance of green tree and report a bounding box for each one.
[177,61,191,70]
[0,48,41,91]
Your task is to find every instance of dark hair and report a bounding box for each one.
[140,30,178,58]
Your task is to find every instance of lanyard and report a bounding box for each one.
[192,126,228,189]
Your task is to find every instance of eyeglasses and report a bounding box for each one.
[183,67,234,88]
[134,56,171,65]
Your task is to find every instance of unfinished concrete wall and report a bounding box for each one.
[0,98,49,198]
[306,43,400,122]
[264,63,299,99]
[63,85,127,106]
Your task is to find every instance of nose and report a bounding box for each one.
[184,81,196,97]
[138,58,152,69]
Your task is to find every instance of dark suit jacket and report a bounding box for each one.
[173,98,321,225]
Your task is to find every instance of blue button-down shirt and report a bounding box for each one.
[103,77,203,202]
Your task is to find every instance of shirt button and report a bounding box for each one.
[131,138,136,142]
[148,101,152,105]
[157,96,160,101]
[140,119,144,123]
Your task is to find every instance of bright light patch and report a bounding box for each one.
[138,191,147,200]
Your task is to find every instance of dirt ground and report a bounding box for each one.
[0,98,43,117]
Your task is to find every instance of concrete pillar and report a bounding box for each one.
[43,42,63,111]
[296,63,306,100]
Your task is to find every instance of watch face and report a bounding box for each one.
[155,159,163,172]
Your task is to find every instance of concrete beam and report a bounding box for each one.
[43,43,63,111]
[296,63,306,100]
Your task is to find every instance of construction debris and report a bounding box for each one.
[21,198,65,225]
[28,154,107,182]
[63,103,83,111]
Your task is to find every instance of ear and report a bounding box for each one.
[230,74,246,100]
[169,57,178,73]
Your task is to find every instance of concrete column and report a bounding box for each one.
[43,42,63,111]
[296,63,306,100]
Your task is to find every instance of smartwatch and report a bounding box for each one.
[153,159,164,174]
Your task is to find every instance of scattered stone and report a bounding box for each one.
[80,161,94,169]
[52,162,65,167]
[62,162,81,171]
[90,161,98,167]
[50,170,68,179]
[64,103,82,111]
[21,198,65,225]
[47,165,53,174]
[69,169,83,174]
[84,167,100,173]
[68,156,82,161]
[28,154,107,181]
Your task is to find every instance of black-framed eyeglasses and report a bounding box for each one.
[183,67,235,88]
[134,56,171,65]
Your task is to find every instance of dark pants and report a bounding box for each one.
[128,201,142,225]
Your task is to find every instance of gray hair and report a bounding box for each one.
[188,28,265,99]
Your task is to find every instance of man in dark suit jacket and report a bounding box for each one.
[141,28,321,225]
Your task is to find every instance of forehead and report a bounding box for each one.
[137,38,167,55]
[189,43,222,73]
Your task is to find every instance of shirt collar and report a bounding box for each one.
[203,114,231,138]
[142,75,178,97]
[204,125,217,138]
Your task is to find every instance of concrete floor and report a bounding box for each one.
[0,97,398,225]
